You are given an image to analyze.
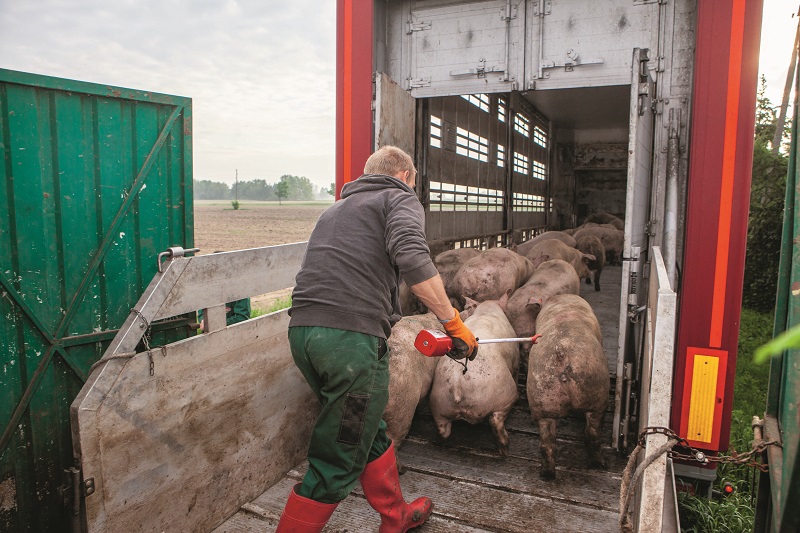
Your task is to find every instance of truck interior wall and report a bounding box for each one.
[420,93,550,244]
[573,144,628,221]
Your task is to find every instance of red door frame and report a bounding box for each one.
[672,0,763,452]
[336,0,374,199]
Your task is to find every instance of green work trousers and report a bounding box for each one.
[288,326,392,504]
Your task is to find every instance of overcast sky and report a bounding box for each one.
[0,0,796,189]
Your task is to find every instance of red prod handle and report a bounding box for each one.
[414,329,453,357]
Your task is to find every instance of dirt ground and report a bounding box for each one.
[193,200,332,311]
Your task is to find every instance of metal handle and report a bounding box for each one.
[477,334,542,344]
[157,246,200,273]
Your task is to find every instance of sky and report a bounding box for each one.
[0,0,797,189]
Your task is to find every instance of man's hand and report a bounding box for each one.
[442,309,478,360]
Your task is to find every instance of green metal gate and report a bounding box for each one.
[0,69,194,531]
[755,62,800,533]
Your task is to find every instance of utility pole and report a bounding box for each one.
[773,5,800,155]
[235,169,239,201]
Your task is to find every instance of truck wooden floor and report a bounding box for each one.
[215,266,624,532]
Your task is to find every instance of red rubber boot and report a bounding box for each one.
[359,443,433,533]
[275,485,338,533]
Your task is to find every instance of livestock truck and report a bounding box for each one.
[4,0,796,531]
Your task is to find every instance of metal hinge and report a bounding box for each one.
[533,0,552,15]
[407,77,431,89]
[645,219,657,236]
[501,3,518,20]
[407,20,431,34]
[652,98,664,115]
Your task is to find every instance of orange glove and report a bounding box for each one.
[442,309,478,361]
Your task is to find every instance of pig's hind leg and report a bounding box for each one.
[537,417,558,479]
[489,411,511,456]
[434,416,453,441]
[584,410,607,469]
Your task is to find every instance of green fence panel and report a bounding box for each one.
[0,69,194,532]
[761,61,800,533]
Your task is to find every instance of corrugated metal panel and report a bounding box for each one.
[0,69,193,532]
[759,53,800,532]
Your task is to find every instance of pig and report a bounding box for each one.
[575,234,605,292]
[504,259,580,342]
[434,248,481,307]
[573,226,624,266]
[524,239,595,280]
[451,248,535,309]
[527,294,609,479]
[583,213,625,230]
[399,280,427,315]
[427,239,451,259]
[429,294,520,455]
[514,231,577,257]
[384,313,442,470]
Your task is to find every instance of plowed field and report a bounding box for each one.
[193,200,332,311]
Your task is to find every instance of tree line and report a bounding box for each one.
[194,175,335,201]
[742,76,791,313]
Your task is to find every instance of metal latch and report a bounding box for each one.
[157,246,200,273]
[541,49,604,73]
[407,20,431,34]
[407,77,431,89]
[449,58,507,78]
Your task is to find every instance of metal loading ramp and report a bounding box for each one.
[217,266,624,532]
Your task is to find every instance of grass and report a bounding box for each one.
[251,296,292,317]
[678,307,774,532]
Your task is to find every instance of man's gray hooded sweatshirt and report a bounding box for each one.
[289,174,438,339]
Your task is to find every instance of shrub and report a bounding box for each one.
[231,200,240,210]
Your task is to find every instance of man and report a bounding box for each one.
[276,146,478,532]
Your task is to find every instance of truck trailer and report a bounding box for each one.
[3,0,791,531]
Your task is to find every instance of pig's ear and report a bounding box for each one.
[582,253,596,264]
[509,242,518,252]
[498,289,512,309]
[464,296,479,311]
[526,297,542,315]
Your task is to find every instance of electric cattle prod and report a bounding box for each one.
[414,329,542,358]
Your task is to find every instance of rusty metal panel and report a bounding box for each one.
[71,245,311,532]
[631,247,676,532]
[74,312,318,532]
[0,68,192,532]
[375,72,416,154]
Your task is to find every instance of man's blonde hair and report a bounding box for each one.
[363,146,416,179]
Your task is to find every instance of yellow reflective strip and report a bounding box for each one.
[686,355,719,443]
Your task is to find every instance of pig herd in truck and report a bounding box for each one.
[392,212,623,478]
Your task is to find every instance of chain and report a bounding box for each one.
[131,308,155,376]
[637,426,782,472]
